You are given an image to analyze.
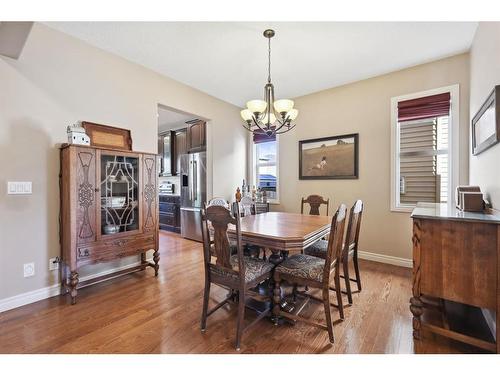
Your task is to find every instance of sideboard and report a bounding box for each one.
[410,203,499,352]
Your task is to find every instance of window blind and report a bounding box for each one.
[253,129,276,144]
[399,118,446,205]
[398,92,450,122]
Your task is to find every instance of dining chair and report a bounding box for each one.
[200,202,274,350]
[273,204,347,344]
[301,194,330,216]
[304,200,364,304]
[208,197,229,208]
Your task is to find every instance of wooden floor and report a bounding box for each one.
[0,231,485,354]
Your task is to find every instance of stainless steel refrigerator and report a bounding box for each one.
[180,152,207,241]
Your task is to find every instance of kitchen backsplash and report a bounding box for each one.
[159,175,180,195]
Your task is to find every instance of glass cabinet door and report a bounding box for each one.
[100,154,140,235]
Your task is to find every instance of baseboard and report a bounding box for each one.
[0,258,153,313]
[0,283,61,313]
[358,250,412,268]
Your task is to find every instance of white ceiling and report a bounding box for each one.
[157,105,197,133]
[45,22,478,107]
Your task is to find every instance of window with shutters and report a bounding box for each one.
[391,85,459,212]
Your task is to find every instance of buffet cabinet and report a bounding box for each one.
[59,144,159,304]
[410,203,499,353]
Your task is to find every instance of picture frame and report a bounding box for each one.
[472,85,500,155]
[299,133,359,180]
[81,121,133,151]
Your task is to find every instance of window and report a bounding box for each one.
[251,133,279,202]
[391,85,459,212]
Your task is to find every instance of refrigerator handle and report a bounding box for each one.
[193,160,198,204]
[189,160,193,201]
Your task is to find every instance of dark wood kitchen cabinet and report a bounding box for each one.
[159,195,181,233]
[186,119,206,152]
[174,128,187,172]
[59,144,159,304]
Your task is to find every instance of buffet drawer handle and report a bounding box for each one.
[78,248,90,258]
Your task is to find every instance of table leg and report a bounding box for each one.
[268,249,288,324]
[268,249,283,265]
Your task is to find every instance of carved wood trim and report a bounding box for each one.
[410,218,423,339]
[76,150,96,241]
[143,155,156,231]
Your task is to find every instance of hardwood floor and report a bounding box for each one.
[0,231,486,353]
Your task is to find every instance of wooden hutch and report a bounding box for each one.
[59,144,159,304]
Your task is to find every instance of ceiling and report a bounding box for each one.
[45,22,478,107]
[157,105,198,133]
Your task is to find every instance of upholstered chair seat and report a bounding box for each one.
[228,255,274,282]
[303,239,328,259]
[274,254,326,283]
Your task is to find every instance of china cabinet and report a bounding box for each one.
[59,144,159,304]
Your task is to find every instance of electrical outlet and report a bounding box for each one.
[49,257,60,271]
[23,262,35,278]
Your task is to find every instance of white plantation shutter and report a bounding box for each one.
[399,117,448,205]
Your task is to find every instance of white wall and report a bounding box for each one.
[275,53,470,261]
[0,23,246,301]
[469,22,500,208]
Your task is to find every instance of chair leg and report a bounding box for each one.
[353,252,362,291]
[343,259,353,304]
[322,288,334,344]
[334,272,344,320]
[235,289,245,351]
[201,279,210,332]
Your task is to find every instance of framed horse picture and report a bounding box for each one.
[299,133,359,180]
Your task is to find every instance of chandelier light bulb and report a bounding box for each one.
[287,108,299,121]
[274,99,294,114]
[240,109,253,122]
[246,100,267,114]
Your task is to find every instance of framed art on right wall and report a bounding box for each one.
[472,85,500,155]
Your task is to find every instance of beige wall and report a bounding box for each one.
[276,53,470,260]
[0,23,246,300]
[469,22,500,208]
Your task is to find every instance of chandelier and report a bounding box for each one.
[240,29,298,137]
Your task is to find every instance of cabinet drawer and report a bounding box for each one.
[76,234,155,265]
[159,202,177,213]
[159,212,176,226]
[159,195,180,203]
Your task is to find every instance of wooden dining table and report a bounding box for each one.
[227,211,332,321]
[228,211,332,263]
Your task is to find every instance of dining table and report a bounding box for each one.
[227,211,333,322]
[228,211,332,264]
